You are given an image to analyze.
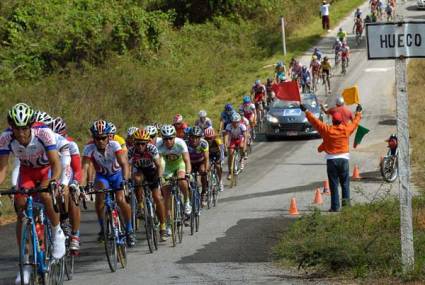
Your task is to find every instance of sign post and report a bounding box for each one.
[281,17,287,55]
[365,21,425,273]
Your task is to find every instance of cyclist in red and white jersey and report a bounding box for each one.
[251,79,267,119]
[0,103,66,284]
[224,113,248,177]
[341,42,350,66]
[239,96,257,129]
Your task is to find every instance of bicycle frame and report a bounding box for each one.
[104,190,126,246]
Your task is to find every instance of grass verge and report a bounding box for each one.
[272,60,425,282]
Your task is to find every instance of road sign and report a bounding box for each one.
[366,21,425,59]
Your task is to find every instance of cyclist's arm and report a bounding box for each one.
[0,154,9,185]
[47,150,62,186]
[182,152,191,174]
[203,150,209,171]
[116,151,130,181]
[11,157,20,187]
[153,156,163,178]
[80,156,92,187]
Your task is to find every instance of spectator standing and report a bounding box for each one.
[300,103,362,212]
[320,0,331,31]
[321,96,353,124]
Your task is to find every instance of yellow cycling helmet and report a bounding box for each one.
[133,128,150,141]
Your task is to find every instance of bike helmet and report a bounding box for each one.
[126,126,139,138]
[255,79,261,86]
[34,110,53,126]
[324,56,329,61]
[276,61,283,67]
[336,96,345,106]
[145,125,158,137]
[7,103,35,127]
[133,128,150,141]
[160,124,176,138]
[389,133,398,140]
[231,112,241,122]
[243,95,251,103]
[198,110,207,118]
[190,126,203,137]
[90,120,111,136]
[204,127,216,139]
[302,65,308,71]
[52,117,67,135]
[312,55,318,60]
[108,122,117,135]
[225,104,233,112]
[173,114,183,124]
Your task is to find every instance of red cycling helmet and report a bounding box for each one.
[173,114,183,124]
[204,128,216,139]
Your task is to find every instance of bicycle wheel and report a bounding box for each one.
[143,196,155,253]
[229,154,236,188]
[170,192,177,247]
[207,173,213,209]
[195,191,200,233]
[19,218,37,285]
[211,171,219,207]
[151,202,159,250]
[64,250,74,281]
[48,257,64,285]
[177,195,184,243]
[129,189,138,232]
[380,156,398,182]
[103,210,117,272]
[116,209,127,269]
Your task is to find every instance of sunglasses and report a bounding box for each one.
[12,125,31,131]
[135,141,148,146]
[163,137,174,141]
[94,136,108,141]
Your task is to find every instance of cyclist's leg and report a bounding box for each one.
[94,174,108,232]
[227,145,235,179]
[110,172,132,232]
[176,163,189,204]
[132,171,144,209]
[198,163,208,196]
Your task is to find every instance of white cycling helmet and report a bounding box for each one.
[145,125,158,137]
[108,122,117,135]
[231,113,241,122]
[52,117,67,134]
[127,126,139,138]
[160,124,176,138]
[34,110,54,127]
[336,96,345,106]
[198,110,207,118]
[7,103,35,127]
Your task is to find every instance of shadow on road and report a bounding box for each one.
[177,216,294,264]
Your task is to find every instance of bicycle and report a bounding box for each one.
[86,188,127,272]
[0,186,63,285]
[166,176,185,247]
[189,172,201,235]
[341,57,348,76]
[141,181,160,253]
[322,71,331,95]
[380,146,398,183]
[207,159,220,208]
[127,181,139,233]
[229,146,242,188]
[312,71,320,93]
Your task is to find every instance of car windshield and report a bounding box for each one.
[271,97,316,109]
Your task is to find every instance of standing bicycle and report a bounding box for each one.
[129,128,168,245]
[0,103,66,284]
[380,134,399,183]
[80,120,136,249]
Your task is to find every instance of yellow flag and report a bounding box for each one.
[342,85,359,105]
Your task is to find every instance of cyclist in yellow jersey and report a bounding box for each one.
[107,122,127,151]
[320,56,332,94]
[204,128,224,192]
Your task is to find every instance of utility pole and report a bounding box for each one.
[280,17,287,55]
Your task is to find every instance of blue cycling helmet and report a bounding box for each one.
[90,120,112,136]
[276,61,283,67]
[255,79,261,85]
[243,95,251,103]
[225,103,233,112]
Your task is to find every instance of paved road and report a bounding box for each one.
[0,1,424,284]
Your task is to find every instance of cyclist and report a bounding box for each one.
[300,66,311,93]
[341,42,350,70]
[130,128,168,241]
[146,125,161,145]
[320,56,332,94]
[204,128,224,192]
[224,113,248,177]
[251,79,267,121]
[239,96,257,136]
[126,126,139,148]
[173,114,188,139]
[310,55,321,91]
[289,58,302,80]
[274,61,287,82]
[109,122,127,151]
[385,3,393,21]
[387,134,398,156]
[157,125,192,234]
[187,126,209,207]
[194,110,213,130]
[312,47,323,61]
[265,78,275,105]
[337,27,347,43]
[0,103,66,284]
[51,116,83,252]
[353,14,364,37]
[354,8,362,18]
[81,120,136,247]
[219,104,235,135]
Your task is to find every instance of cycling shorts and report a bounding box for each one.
[229,138,244,149]
[95,170,123,190]
[322,69,330,75]
[244,113,255,121]
[163,159,186,179]
[135,167,160,189]
[16,166,50,199]
[192,162,206,174]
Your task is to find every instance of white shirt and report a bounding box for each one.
[325,153,350,160]
[320,4,330,16]
[83,140,123,176]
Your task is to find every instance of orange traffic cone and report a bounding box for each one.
[323,180,330,195]
[289,197,299,215]
[352,164,361,179]
[313,188,323,205]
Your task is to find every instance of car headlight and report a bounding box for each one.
[266,114,279,123]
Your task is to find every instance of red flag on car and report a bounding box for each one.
[272,81,301,102]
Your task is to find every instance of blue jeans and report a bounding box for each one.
[327,158,350,211]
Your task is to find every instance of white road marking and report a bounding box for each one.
[364,67,393,72]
